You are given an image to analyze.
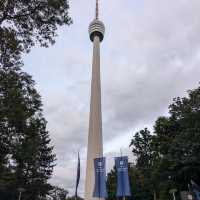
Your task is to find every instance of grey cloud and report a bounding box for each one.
[24,0,200,196]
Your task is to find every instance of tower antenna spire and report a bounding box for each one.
[96,0,99,19]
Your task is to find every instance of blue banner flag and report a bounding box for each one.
[191,180,200,200]
[115,156,131,197]
[93,157,108,198]
[75,152,80,198]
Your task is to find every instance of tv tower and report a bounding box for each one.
[85,0,105,200]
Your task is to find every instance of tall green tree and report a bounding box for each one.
[0,65,56,199]
[130,128,153,169]
[129,85,200,200]
[166,87,200,189]
[0,0,72,66]
[107,85,200,200]
[130,128,154,200]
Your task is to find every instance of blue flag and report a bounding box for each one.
[115,156,131,197]
[75,152,80,198]
[191,180,200,200]
[93,157,108,198]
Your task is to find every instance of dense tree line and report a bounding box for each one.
[107,85,200,200]
[0,65,56,199]
[0,0,72,199]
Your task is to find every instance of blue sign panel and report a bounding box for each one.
[93,157,108,198]
[115,156,131,197]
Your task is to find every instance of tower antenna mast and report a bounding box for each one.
[96,0,99,19]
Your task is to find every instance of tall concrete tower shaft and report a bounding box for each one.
[85,1,105,200]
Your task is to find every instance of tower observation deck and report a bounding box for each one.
[85,1,105,200]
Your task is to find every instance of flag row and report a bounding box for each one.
[93,156,131,198]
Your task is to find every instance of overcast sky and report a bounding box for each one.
[24,0,200,197]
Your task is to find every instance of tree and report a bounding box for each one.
[151,87,200,191]
[0,0,72,66]
[130,128,153,169]
[129,128,154,200]
[65,196,84,200]
[49,186,68,200]
[166,87,200,189]
[128,165,154,200]
[0,65,56,199]
[106,168,117,200]
[128,84,200,200]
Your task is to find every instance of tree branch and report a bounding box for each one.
[0,2,44,25]
[0,0,13,25]
[9,4,43,20]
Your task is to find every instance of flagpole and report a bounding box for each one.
[173,192,176,200]
[75,151,80,200]
[18,191,22,200]
[120,149,126,200]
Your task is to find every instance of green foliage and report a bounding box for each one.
[130,128,153,169]
[107,84,200,200]
[129,165,154,200]
[65,196,84,200]
[106,168,117,200]
[129,128,155,200]
[0,66,56,199]
[49,186,69,200]
[0,0,72,66]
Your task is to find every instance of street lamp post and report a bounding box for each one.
[18,187,25,200]
[169,189,177,200]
